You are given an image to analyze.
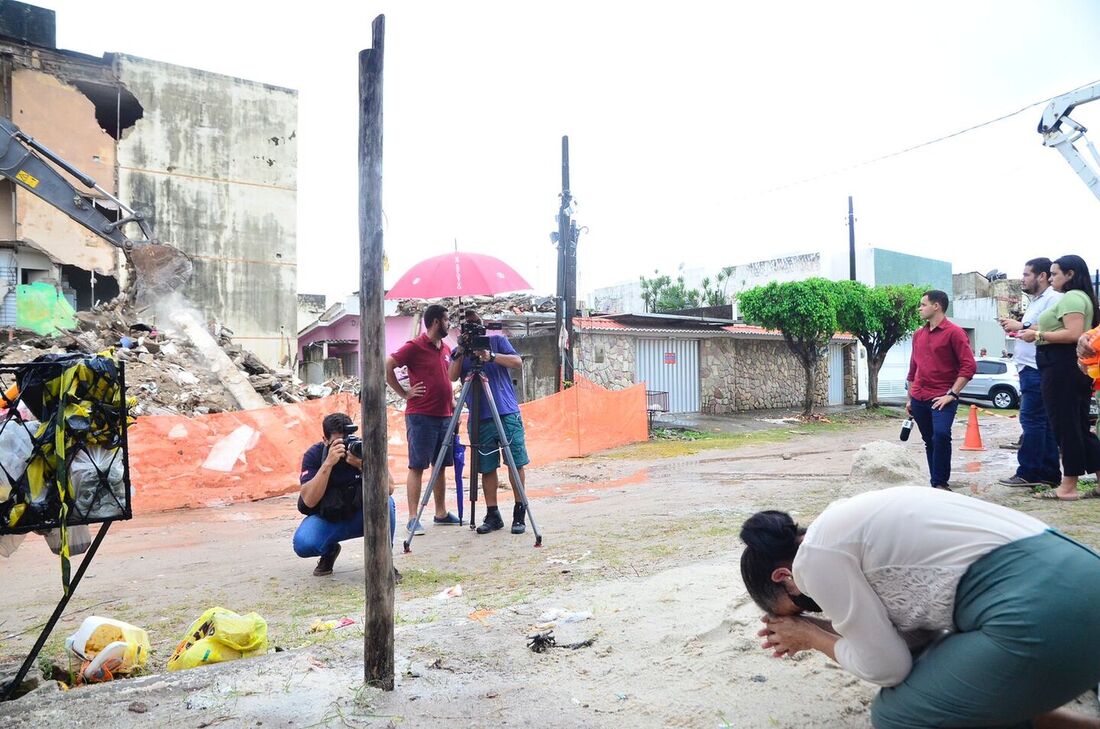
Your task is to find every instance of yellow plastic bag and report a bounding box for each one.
[167,607,268,671]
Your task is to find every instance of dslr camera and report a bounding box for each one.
[341,423,364,459]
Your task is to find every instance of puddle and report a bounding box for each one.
[964,461,982,473]
[568,494,600,504]
[525,467,650,500]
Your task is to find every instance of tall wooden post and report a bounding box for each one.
[359,14,394,691]
[555,136,574,387]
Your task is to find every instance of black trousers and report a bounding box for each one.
[1037,343,1100,477]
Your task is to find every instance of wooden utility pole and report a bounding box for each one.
[358,14,394,691]
[555,136,575,387]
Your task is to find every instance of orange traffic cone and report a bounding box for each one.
[959,404,985,451]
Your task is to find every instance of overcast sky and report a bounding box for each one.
[40,1,1100,303]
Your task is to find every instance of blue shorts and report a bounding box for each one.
[405,413,454,470]
[470,413,530,474]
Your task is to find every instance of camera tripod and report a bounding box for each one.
[403,361,543,552]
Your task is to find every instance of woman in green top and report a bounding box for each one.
[1018,254,1100,500]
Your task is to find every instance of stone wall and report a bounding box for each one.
[577,331,847,412]
[844,343,858,405]
[701,338,829,413]
[700,338,738,413]
[576,332,635,391]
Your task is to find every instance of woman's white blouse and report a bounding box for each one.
[792,486,1046,687]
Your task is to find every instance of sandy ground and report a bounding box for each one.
[2,409,1098,728]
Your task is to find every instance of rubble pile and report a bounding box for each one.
[395,293,556,318]
[0,298,355,416]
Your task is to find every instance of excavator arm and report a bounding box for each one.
[0,116,191,301]
[1037,82,1100,202]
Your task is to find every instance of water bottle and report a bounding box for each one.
[900,417,914,442]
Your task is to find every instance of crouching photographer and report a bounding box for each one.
[448,311,530,535]
[293,413,398,579]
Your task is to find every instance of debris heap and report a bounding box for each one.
[0,298,357,416]
[394,293,556,318]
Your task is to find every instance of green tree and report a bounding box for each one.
[639,272,671,312]
[699,266,735,307]
[639,271,701,312]
[834,281,923,407]
[738,278,839,417]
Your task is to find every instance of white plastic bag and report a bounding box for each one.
[0,533,26,558]
[0,420,36,503]
[70,446,126,520]
[39,524,92,556]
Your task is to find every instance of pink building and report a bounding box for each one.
[297,295,456,383]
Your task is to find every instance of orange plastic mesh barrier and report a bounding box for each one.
[127,379,647,514]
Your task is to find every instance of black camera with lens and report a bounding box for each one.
[458,310,504,354]
[459,320,491,351]
[342,423,364,459]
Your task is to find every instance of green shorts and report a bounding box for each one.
[470,413,529,474]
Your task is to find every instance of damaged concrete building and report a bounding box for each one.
[0,2,297,366]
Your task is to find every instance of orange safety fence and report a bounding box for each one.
[128,379,648,514]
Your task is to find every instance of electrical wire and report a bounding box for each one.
[744,77,1100,198]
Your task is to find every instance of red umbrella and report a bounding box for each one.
[385,251,533,299]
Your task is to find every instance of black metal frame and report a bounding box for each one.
[646,389,669,432]
[0,358,132,701]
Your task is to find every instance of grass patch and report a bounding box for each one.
[606,429,793,460]
[398,567,466,596]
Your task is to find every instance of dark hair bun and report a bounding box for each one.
[740,510,799,557]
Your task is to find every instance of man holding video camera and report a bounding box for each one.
[449,310,529,535]
[293,412,398,578]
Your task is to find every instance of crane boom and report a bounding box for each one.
[1037,82,1100,202]
[0,116,191,301]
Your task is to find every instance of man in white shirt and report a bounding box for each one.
[999,258,1063,488]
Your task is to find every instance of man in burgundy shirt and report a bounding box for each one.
[906,290,976,489]
[385,304,460,534]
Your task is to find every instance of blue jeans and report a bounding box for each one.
[1016,365,1061,483]
[292,496,396,558]
[909,398,959,487]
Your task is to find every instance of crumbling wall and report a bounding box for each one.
[10,68,119,273]
[114,54,297,367]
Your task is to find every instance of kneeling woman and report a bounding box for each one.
[740,486,1100,729]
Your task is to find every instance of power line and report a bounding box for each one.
[744,78,1100,198]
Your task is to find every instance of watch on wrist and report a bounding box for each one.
[488,352,497,363]
[948,391,959,400]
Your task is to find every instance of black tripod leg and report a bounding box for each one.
[402,377,472,553]
[478,376,543,547]
[468,383,480,531]
[2,521,111,701]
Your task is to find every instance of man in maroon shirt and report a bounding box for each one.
[906,290,976,489]
[385,304,460,535]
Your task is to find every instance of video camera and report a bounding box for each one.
[458,310,502,352]
[341,423,364,459]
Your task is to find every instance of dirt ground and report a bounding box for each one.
[2,408,1098,728]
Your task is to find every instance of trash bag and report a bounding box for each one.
[65,616,151,682]
[167,607,269,672]
[69,446,126,521]
[38,524,92,556]
[0,420,35,503]
[0,533,25,557]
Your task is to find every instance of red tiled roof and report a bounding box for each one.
[573,316,627,330]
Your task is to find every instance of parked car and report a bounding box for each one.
[961,358,1020,409]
